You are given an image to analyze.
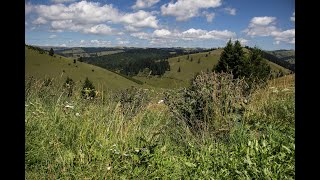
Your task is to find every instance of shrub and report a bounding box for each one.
[164,71,251,136]
[81,77,96,99]
[115,86,150,118]
[64,77,75,97]
[92,69,94,72]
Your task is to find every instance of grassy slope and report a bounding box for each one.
[25,46,141,91]
[135,48,291,89]
[25,74,295,179]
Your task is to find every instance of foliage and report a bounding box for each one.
[64,77,75,97]
[49,48,54,56]
[164,71,251,136]
[115,86,150,118]
[81,77,96,99]
[214,40,271,88]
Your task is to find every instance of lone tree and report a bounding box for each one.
[81,77,96,99]
[49,48,54,56]
[73,59,76,63]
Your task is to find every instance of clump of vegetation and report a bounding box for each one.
[81,77,96,99]
[49,48,54,56]
[165,71,250,137]
[64,77,75,97]
[115,86,150,118]
[214,40,271,88]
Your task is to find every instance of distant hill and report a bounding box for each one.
[134,48,291,89]
[25,45,142,91]
[267,50,295,64]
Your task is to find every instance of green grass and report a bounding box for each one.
[134,48,291,89]
[25,46,142,91]
[25,74,295,179]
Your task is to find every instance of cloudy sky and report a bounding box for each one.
[25,0,295,50]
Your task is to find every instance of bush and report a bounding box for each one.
[81,77,96,99]
[164,71,251,136]
[115,86,150,118]
[64,77,75,97]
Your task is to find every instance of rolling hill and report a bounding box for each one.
[134,48,291,89]
[25,46,142,91]
[267,50,295,64]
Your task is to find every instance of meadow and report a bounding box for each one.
[25,72,295,179]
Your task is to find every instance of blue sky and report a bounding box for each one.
[25,0,295,50]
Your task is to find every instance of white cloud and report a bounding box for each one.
[60,44,67,47]
[32,17,48,25]
[80,40,85,43]
[25,2,33,15]
[118,40,130,45]
[203,12,215,22]
[153,29,172,37]
[32,0,159,34]
[51,0,76,3]
[225,8,236,15]
[251,16,276,26]
[49,34,57,39]
[244,16,278,36]
[82,24,116,35]
[131,28,236,44]
[271,29,295,44]
[244,16,295,44]
[231,38,248,45]
[130,32,151,40]
[161,0,222,21]
[290,12,295,22]
[132,0,160,9]
[120,10,158,28]
[89,40,112,47]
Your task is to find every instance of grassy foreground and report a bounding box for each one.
[25,75,295,179]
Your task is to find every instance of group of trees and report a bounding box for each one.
[214,40,271,85]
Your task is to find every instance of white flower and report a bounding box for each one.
[107,166,111,171]
[158,100,164,104]
[112,144,117,147]
[75,113,80,116]
[135,149,140,152]
[65,105,74,109]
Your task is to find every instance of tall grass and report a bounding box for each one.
[25,74,295,179]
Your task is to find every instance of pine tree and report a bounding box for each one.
[215,39,234,73]
[81,77,96,99]
[49,48,54,56]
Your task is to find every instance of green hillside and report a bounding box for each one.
[267,50,295,64]
[25,46,141,91]
[134,48,291,89]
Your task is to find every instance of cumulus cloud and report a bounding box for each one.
[60,44,67,47]
[244,16,277,36]
[30,0,159,35]
[224,8,236,15]
[32,17,48,25]
[89,40,112,47]
[51,0,76,3]
[161,0,222,21]
[132,0,160,9]
[49,34,57,39]
[290,12,295,22]
[131,28,236,44]
[82,24,117,35]
[271,29,295,44]
[231,38,248,45]
[244,16,295,44]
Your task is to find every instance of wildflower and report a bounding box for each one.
[107,166,111,171]
[65,105,74,109]
[135,149,140,152]
[75,113,80,117]
[112,144,117,147]
[158,99,164,104]
[25,104,28,107]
